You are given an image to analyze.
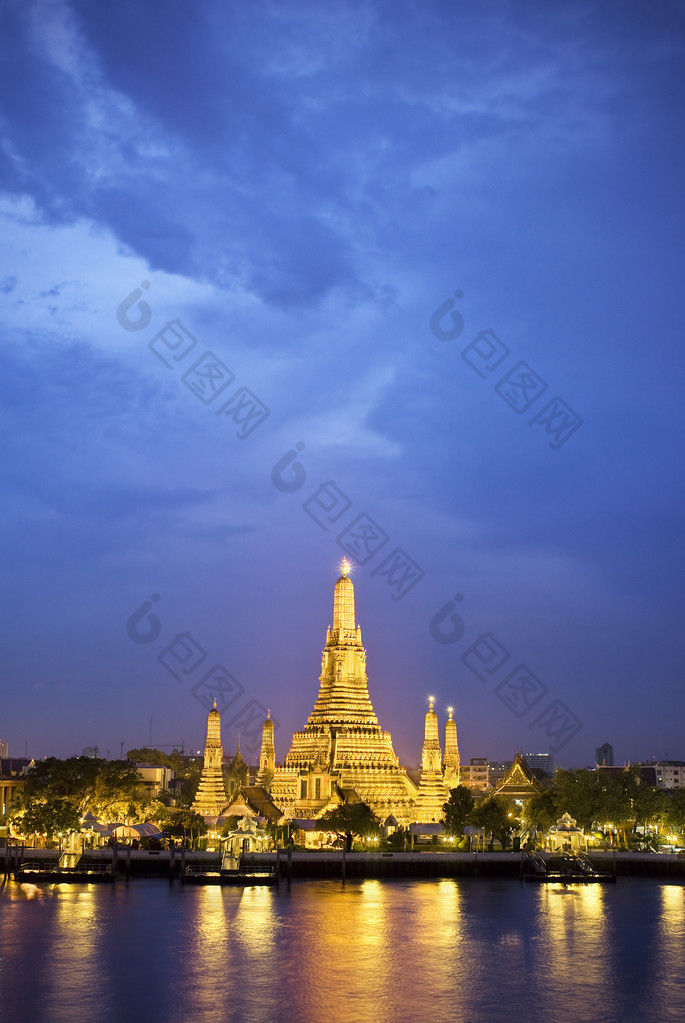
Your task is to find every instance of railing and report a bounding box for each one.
[19,860,112,874]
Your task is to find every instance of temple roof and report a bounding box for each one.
[225,785,284,824]
[493,753,540,799]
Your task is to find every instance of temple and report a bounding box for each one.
[192,563,468,826]
[443,707,460,790]
[413,697,450,822]
[191,699,229,817]
[267,559,418,824]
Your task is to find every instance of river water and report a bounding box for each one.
[1,876,683,1023]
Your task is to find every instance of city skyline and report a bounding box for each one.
[1,2,684,767]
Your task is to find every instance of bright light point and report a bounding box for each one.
[340,557,351,577]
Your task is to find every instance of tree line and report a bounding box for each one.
[3,751,206,845]
[444,769,685,850]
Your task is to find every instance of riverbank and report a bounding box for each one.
[3,847,685,879]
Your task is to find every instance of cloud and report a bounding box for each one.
[2,0,655,312]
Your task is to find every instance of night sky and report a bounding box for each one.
[1,0,684,770]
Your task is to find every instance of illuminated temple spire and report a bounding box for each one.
[268,563,417,822]
[191,699,229,818]
[256,709,275,786]
[443,706,460,790]
[331,557,357,638]
[414,697,449,823]
[309,560,378,728]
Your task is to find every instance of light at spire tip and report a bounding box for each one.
[340,556,351,577]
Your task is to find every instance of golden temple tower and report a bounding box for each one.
[413,697,449,822]
[268,560,418,823]
[256,710,275,786]
[191,699,229,817]
[443,706,460,790]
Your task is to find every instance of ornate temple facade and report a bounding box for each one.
[255,711,275,787]
[191,700,229,817]
[443,707,460,790]
[192,563,467,826]
[413,697,450,823]
[267,560,419,824]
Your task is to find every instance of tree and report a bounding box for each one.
[629,772,670,833]
[19,756,146,825]
[160,809,208,848]
[174,758,203,809]
[552,769,607,831]
[443,786,474,836]
[661,788,685,841]
[22,757,100,816]
[524,786,559,832]
[470,795,513,851]
[317,802,380,851]
[11,795,80,843]
[22,757,140,813]
[91,761,141,818]
[126,748,172,767]
[219,816,242,836]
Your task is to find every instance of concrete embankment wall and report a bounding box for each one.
[244,851,685,879]
[2,848,685,879]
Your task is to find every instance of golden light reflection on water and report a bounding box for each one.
[536,882,609,1005]
[3,876,685,1023]
[172,886,231,1022]
[651,884,685,1007]
[41,885,112,1020]
[168,884,281,1023]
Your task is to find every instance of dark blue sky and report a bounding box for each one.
[1,0,684,769]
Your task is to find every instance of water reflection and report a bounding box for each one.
[1,877,684,1023]
[651,885,685,1011]
[536,883,610,1011]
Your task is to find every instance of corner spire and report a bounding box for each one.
[333,561,356,633]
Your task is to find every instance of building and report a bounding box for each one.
[597,765,658,786]
[223,747,249,798]
[193,562,465,826]
[131,764,176,798]
[191,700,230,817]
[413,697,449,823]
[487,761,510,787]
[521,752,554,777]
[489,753,553,786]
[0,758,31,817]
[255,711,275,787]
[596,742,614,767]
[0,740,9,759]
[443,708,460,790]
[492,753,540,803]
[652,761,685,789]
[460,758,489,792]
[266,560,420,824]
